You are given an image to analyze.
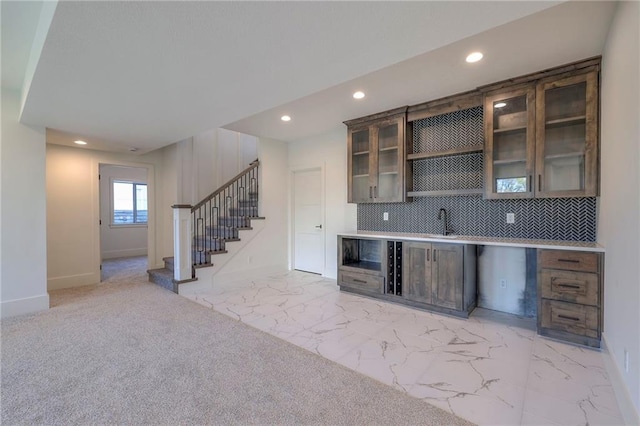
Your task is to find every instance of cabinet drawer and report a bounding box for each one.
[540,299,599,338]
[339,271,384,293]
[539,249,599,273]
[540,269,599,306]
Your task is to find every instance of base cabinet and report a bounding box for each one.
[537,249,603,348]
[401,242,476,317]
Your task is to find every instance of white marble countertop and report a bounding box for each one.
[339,230,605,252]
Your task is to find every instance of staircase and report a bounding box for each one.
[147,160,264,293]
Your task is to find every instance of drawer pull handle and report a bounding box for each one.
[558,314,580,322]
[558,258,580,263]
[353,278,367,284]
[558,284,581,289]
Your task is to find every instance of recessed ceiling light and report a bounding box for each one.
[74,140,87,145]
[281,115,291,122]
[466,52,483,63]
[353,91,365,99]
[494,102,507,108]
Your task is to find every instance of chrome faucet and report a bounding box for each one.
[438,208,453,236]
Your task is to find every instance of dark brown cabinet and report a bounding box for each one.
[537,249,603,348]
[402,241,476,316]
[337,236,385,296]
[484,68,599,199]
[346,108,407,203]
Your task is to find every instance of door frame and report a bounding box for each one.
[93,159,157,281]
[289,165,326,275]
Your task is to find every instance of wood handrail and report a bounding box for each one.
[191,160,259,212]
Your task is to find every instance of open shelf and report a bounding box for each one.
[408,188,483,197]
[343,261,381,271]
[352,150,370,156]
[353,173,369,178]
[379,171,398,176]
[407,145,483,161]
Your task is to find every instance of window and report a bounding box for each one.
[112,181,147,225]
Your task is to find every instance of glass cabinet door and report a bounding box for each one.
[373,117,404,202]
[349,127,371,202]
[536,72,598,197]
[484,88,535,199]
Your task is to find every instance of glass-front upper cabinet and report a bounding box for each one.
[348,127,371,203]
[346,108,407,203]
[373,117,404,202]
[484,87,536,199]
[535,72,598,197]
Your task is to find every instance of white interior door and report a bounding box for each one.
[293,168,324,274]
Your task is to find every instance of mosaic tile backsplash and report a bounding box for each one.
[357,196,597,242]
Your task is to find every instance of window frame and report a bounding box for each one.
[110,179,148,227]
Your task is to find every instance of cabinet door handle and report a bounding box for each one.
[369,186,373,199]
[426,249,430,262]
[538,174,542,192]
[558,258,580,264]
[528,175,532,192]
[433,250,436,262]
[374,186,377,198]
[558,314,580,322]
[353,278,367,284]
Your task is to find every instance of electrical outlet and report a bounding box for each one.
[624,349,629,373]
[506,213,515,224]
[383,212,389,221]
[500,279,507,289]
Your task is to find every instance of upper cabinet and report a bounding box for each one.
[484,87,536,198]
[346,107,408,203]
[536,72,599,197]
[484,67,599,199]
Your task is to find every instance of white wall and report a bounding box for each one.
[0,89,49,317]
[213,137,289,275]
[288,127,357,279]
[99,164,148,259]
[46,144,163,290]
[192,128,258,201]
[599,1,640,421]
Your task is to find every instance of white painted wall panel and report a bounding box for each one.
[0,89,49,317]
[288,127,357,279]
[599,1,640,421]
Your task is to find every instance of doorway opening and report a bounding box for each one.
[99,164,149,282]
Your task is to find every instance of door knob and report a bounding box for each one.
[315,224,322,229]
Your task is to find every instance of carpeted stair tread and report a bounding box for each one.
[147,268,177,293]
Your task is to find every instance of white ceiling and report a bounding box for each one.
[4,1,617,152]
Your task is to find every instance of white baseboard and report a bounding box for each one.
[48,272,99,290]
[601,333,640,425]
[101,248,147,259]
[1,293,50,318]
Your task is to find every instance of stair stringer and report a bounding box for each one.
[178,219,266,295]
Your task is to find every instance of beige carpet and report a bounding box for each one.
[1,257,474,425]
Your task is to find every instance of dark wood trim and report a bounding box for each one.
[172,204,193,209]
[407,90,482,122]
[343,106,408,127]
[407,189,483,197]
[478,56,601,94]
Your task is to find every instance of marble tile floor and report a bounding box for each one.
[183,270,625,426]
